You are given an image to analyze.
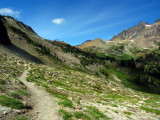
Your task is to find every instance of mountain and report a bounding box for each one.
[77,19,160,60]
[111,20,160,47]
[77,38,107,49]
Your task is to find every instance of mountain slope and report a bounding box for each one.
[0,15,107,74]
[77,38,142,60]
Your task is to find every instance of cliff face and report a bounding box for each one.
[0,15,11,45]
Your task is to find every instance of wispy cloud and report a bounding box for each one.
[52,18,65,24]
[0,8,20,18]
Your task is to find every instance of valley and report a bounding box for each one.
[0,15,160,120]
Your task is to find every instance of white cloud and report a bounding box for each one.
[0,8,20,18]
[52,18,65,24]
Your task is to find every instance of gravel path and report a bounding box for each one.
[19,68,62,120]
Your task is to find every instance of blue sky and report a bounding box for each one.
[0,0,160,45]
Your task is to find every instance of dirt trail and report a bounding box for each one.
[19,68,62,120]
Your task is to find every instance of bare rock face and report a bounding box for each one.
[110,19,160,47]
[111,21,146,41]
[0,15,11,45]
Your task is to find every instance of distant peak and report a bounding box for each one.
[138,21,145,26]
[155,18,160,23]
[93,38,105,42]
[84,40,92,43]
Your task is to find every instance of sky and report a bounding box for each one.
[0,0,160,45]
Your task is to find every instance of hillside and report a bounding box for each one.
[0,15,109,75]
[0,15,160,120]
[77,38,142,60]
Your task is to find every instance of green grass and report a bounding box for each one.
[74,111,84,119]
[0,79,6,85]
[17,89,29,96]
[46,88,68,97]
[0,95,24,109]
[0,87,5,91]
[0,78,6,85]
[144,95,160,107]
[112,104,118,107]
[12,116,28,120]
[106,67,153,93]
[58,99,73,108]
[9,92,21,99]
[86,106,109,120]
[124,111,132,115]
[9,90,28,99]
[113,110,118,113]
[141,106,160,115]
[59,109,72,120]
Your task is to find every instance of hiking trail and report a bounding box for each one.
[19,67,62,120]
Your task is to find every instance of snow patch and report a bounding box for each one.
[145,24,151,27]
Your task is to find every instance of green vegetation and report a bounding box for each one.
[113,110,118,113]
[51,41,106,67]
[84,48,106,58]
[17,89,29,96]
[124,111,132,115]
[9,26,33,44]
[9,90,28,99]
[0,79,6,85]
[58,99,73,108]
[85,106,109,120]
[74,111,84,119]
[0,95,24,109]
[141,106,160,115]
[9,26,50,55]
[12,116,28,120]
[59,109,73,120]
[9,91,21,99]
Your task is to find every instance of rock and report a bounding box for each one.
[69,97,73,101]
[112,88,116,91]
[138,101,145,104]
[3,111,7,115]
